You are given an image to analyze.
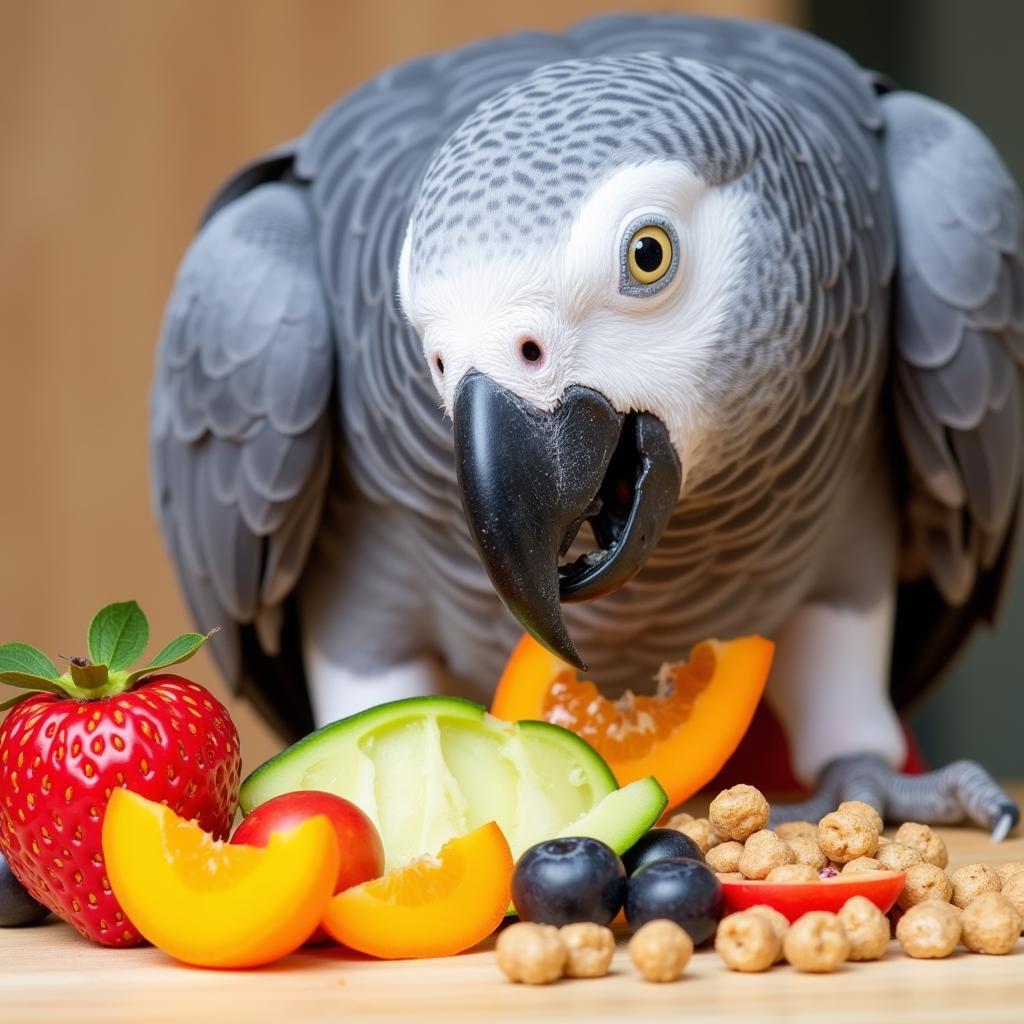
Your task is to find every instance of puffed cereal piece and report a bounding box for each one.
[496,922,567,984]
[835,897,892,958]
[715,871,745,882]
[747,904,790,962]
[628,919,693,982]
[960,892,1022,955]
[837,800,883,834]
[841,857,883,876]
[765,863,821,884]
[709,785,770,842]
[897,862,953,910]
[706,840,744,874]
[838,895,890,961]
[775,821,819,841]
[665,811,694,829]
[894,822,948,868]
[715,912,780,972]
[876,834,892,846]
[782,911,850,972]
[1000,872,1024,923]
[896,899,961,958]
[818,810,880,863]
[672,816,721,853]
[875,842,923,873]
[995,861,1024,886]
[738,830,795,880]
[559,922,615,978]
[950,863,1002,909]
[786,835,828,870]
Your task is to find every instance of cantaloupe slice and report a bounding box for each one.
[491,634,774,808]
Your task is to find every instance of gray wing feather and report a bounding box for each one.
[150,182,333,683]
[884,91,1024,607]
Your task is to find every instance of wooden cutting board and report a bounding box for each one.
[3,785,1023,1024]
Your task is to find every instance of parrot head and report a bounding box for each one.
[399,54,800,667]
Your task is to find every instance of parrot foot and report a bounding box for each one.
[768,754,1020,841]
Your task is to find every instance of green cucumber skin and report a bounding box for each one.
[238,695,616,814]
[514,719,618,794]
[555,776,668,851]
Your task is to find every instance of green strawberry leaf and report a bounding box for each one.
[0,671,66,694]
[0,644,66,694]
[123,629,216,687]
[88,601,149,671]
[0,642,60,680]
[0,692,37,713]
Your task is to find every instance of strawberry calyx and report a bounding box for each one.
[0,601,216,709]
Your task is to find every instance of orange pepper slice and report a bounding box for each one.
[102,788,339,968]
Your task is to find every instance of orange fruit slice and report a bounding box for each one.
[322,821,512,958]
[491,634,774,808]
[102,788,339,968]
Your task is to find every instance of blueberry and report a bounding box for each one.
[621,828,704,875]
[512,836,626,926]
[0,853,49,928]
[625,857,723,944]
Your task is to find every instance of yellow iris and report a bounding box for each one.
[627,224,673,285]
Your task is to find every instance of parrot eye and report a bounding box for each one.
[619,217,679,297]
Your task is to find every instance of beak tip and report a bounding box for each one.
[544,634,587,674]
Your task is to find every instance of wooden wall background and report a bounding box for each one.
[0,0,797,774]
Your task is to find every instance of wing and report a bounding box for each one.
[882,91,1024,705]
[150,181,334,737]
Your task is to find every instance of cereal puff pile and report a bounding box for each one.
[497,783,1022,985]
[682,786,1022,970]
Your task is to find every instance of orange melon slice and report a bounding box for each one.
[491,634,774,808]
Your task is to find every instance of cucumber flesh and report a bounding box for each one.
[239,696,617,870]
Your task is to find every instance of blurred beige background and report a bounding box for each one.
[0,0,796,775]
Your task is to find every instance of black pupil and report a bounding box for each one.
[633,235,663,273]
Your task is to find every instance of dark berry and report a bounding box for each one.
[512,837,626,927]
[0,852,49,928]
[622,828,704,875]
[625,857,723,944]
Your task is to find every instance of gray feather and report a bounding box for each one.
[150,182,333,687]
[884,91,1024,607]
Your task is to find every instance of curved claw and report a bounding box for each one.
[992,812,1014,844]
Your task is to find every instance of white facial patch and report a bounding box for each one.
[399,159,750,476]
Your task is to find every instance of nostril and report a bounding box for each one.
[520,338,543,365]
[434,354,445,376]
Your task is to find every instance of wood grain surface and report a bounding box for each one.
[3,785,1022,1024]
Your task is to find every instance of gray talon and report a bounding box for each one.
[991,813,1014,844]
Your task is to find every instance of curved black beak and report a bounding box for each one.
[452,372,681,669]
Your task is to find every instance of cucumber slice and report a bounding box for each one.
[553,776,668,853]
[239,696,617,870]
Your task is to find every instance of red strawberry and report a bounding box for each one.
[0,602,240,946]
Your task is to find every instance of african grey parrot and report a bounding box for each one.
[150,14,1023,834]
